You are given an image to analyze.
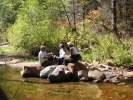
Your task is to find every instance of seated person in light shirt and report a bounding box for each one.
[58,44,68,65]
[38,46,53,67]
[63,42,82,66]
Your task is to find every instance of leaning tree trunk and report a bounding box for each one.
[60,0,72,29]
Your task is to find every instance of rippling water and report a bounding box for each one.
[0,65,133,100]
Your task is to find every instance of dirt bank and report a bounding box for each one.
[0,44,40,68]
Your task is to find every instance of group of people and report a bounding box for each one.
[38,42,81,67]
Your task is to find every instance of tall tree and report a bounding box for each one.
[125,0,129,23]
[111,0,117,34]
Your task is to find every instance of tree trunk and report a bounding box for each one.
[60,0,72,29]
[72,0,77,32]
[111,0,117,34]
[82,3,85,35]
[125,0,129,23]
[118,0,122,19]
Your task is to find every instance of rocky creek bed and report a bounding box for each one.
[1,45,133,100]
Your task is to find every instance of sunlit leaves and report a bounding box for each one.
[7,0,66,55]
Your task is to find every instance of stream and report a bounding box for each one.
[0,65,133,100]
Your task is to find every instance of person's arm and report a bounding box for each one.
[70,48,73,57]
[42,55,48,60]
[47,52,53,57]
[63,48,68,55]
[41,52,49,59]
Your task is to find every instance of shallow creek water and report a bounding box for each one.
[0,65,133,100]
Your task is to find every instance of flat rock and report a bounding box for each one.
[8,62,41,69]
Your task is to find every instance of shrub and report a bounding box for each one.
[80,33,133,66]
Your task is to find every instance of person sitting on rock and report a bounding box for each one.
[57,44,68,65]
[63,42,82,66]
[38,46,54,67]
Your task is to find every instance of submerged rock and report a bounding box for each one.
[117,82,126,86]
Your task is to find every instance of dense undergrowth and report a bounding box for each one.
[0,0,133,68]
[66,32,133,68]
[1,32,133,68]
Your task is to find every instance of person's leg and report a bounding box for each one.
[41,60,51,67]
[48,56,54,61]
[61,57,65,65]
[48,56,57,65]
[63,58,70,66]
[53,55,59,63]
[71,54,81,63]
[58,58,62,65]
[76,54,82,61]
[63,57,75,66]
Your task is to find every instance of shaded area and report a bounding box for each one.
[0,87,9,100]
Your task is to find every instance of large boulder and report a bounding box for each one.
[88,67,105,81]
[20,66,43,77]
[6,59,24,64]
[103,70,120,83]
[67,62,88,78]
[78,70,88,81]
[103,71,118,78]
[47,65,71,82]
[40,65,57,78]
[56,65,68,69]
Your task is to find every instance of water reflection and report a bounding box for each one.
[1,65,133,100]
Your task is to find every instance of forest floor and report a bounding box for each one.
[0,44,40,68]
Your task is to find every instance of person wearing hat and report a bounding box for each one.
[38,46,53,67]
[58,44,68,65]
[63,42,81,66]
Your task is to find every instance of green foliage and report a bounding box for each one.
[2,0,133,68]
[112,41,133,67]
[7,0,66,56]
[77,33,133,66]
[24,56,37,62]
[0,0,20,42]
[0,48,3,55]
[0,45,16,57]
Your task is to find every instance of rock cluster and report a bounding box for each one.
[82,59,133,84]
[1,57,133,84]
